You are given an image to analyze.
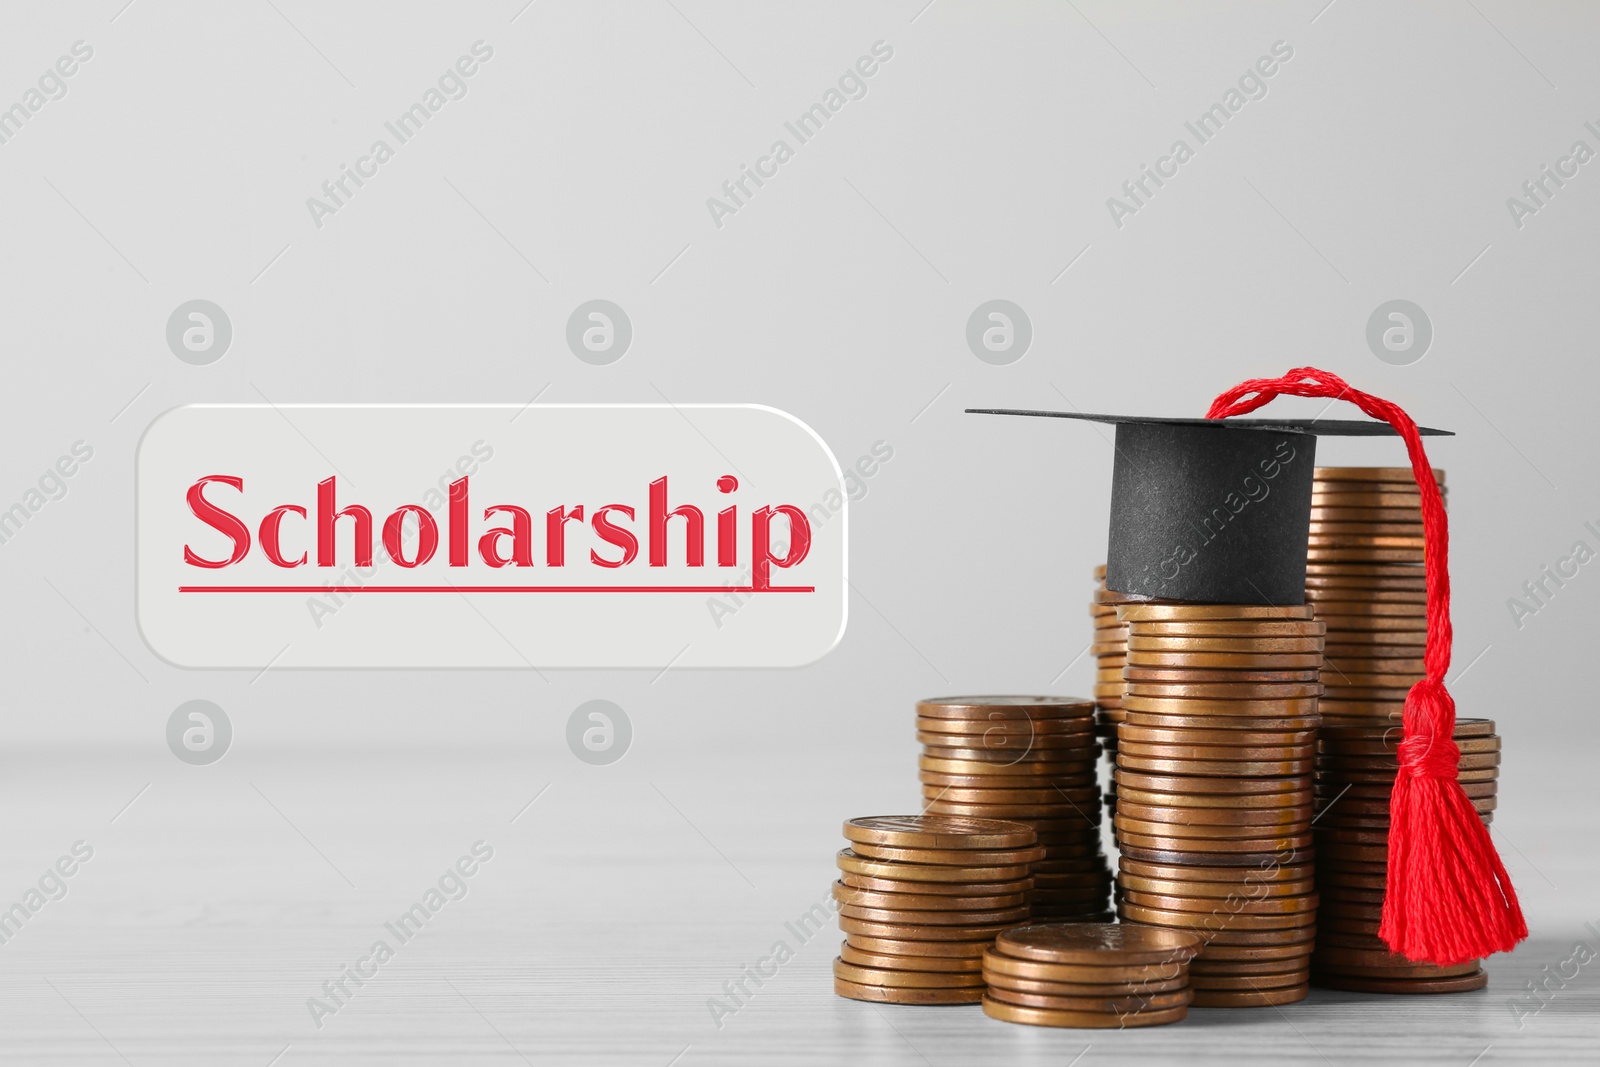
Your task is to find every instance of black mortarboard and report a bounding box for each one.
[967,409,1452,605]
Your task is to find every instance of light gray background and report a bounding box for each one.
[1,1,1597,1063]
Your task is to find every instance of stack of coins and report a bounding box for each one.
[833,815,1043,1004]
[1090,564,1128,817]
[1310,718,1499,993]
[918,697,1112,920]
[1308,467,1446,724]
[981,922,1201,1028]
[1112,602,1324,1006]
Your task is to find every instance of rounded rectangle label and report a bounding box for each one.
[137,404,846,668]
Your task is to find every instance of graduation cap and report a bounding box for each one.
[969,367,1526,969]
[965,408,1452,606]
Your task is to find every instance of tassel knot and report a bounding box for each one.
[1398,679,1460,780]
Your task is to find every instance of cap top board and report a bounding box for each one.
[966,409,1452,437]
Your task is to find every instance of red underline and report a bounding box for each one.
[178,585,814,594]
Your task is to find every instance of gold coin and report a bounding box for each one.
[1317,702,1406,719]
[1309,842,1388,863]
[1124,712,1322,731]
[1308,547,1426,563]
[838,916,1023,940]
[982,969,1188,995]
[1308,519,1426,534]
[1117,874,1316,898]
[1311,491,1424,508]
[1114,771,1308,795]
[917,696,1095,718]
[1121,697,1321,717]
[983,951,1187,984]
[1116,755,1313,776]
[980,996,1188,1028]
[845,934,992,958]
[1190,985,1308,1007]
[832,958,988,988]
[986,985,1193,1012]
[1117,902,1314,930]
[1128,636,1325,654]
[1310,970,1487,994]
[848,841,1048,866]
[1323,658,1427,675]
[1118,740,1315,761]
[1309,599,1428,617]
[922,801,1101,821]
[840,872,1034,896]
[1313,613,1427,631]
[1306,560,1427,574]
[1115,802,1312,827]
[839,941,985,972]
[1315,466,1444,483]
[1116,787,1312,810]
[921,793,1107,819]
[918,774,1101,794]
[1119,889,1318,915]
[1114,816,1311,841]
[1188,969,1309,990]
[1307,568,1427,582]
[919,748,1099,766]
[832,881,1029,910]
[1119,725,1317,746]
[1123,667,1322,683]
[1115,604,1316,622]
[1194,940,1318,961]
[1126,651,1325,669]
[1321,688,1417,702]
[1130,620,1327,637]
[928,780,1100,796]
[1117,832,1312,855]
[993,922,1202,964]
[836,848,1032,883]
[834,976,984,1003]
[916,731,1097,751]
[839,902,1033,925]
[843,815,1038,850]
[919,756,1097,777]
[1307,588,1427,604]
[1196,925,1319,948]
[1118,844,1314,871]
[1310,506,1425,523]
[1308,534,1428,549]
[920,786,1098,804]
[1124,682,1323,700]
[915,716,1096,735]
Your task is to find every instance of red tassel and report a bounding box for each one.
[1204,366,1527,966]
